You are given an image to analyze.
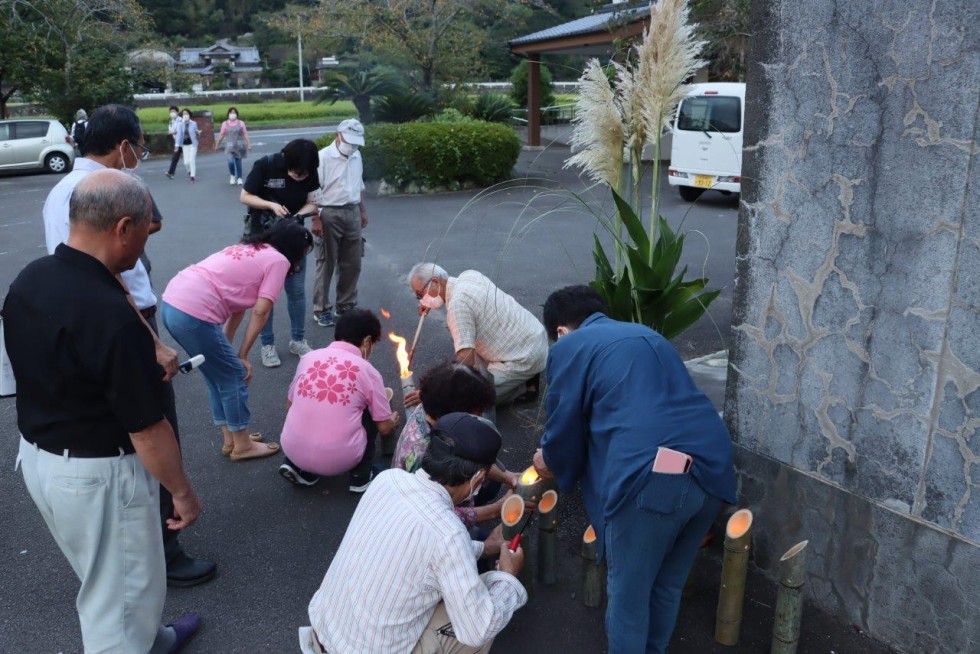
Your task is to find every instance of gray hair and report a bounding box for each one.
[70,169,152,232]
[409,262,448,287]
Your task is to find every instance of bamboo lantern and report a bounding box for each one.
[715,509,754,646]
[536,490,559,584]
[581,525,605,608]
[516,465,557,504]
[771,540,808,654]
[500,494,526,541]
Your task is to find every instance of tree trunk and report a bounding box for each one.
[353,96,372,124]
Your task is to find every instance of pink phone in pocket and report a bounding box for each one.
[652,447,693,474]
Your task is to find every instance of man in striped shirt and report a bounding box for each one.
[303,413,527,653]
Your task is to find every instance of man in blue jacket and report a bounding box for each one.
[532,285,736,654]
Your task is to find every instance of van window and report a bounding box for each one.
[13,122,49,139]
[677,96,741,133]
[0,124,10,140]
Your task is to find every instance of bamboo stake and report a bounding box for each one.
[537,490,559,585]
[500,494,526,541]
[771,540,808,654]
[407,312,427,365]
[715,509,754,646]
[581,525,605,608]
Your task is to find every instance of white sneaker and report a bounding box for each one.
[237,177,244,186]
[261,345,281,368]
[289,340,313,356]
[229,175,236,185]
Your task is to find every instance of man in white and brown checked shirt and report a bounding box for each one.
[407,263,549,407]
[302,413,527,653]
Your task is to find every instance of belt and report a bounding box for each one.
[140,305,157,321]
[318,202,358,209]
[34,441,136,458]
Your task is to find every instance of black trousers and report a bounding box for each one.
[167,145,182,176]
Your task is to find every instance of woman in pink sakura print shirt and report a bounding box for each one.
[161,221,313,461]
[278,309,400,492]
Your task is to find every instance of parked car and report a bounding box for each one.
[0,119,75,174]
[668,82,745,202]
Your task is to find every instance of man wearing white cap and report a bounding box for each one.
[311,118,368,328]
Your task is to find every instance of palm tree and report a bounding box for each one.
[315,67,403,124]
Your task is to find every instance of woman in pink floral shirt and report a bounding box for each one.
[279,309,400,491]
[392,361,521,527]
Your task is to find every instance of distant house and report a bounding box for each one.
[177,39,262,89]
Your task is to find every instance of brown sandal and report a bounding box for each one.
[229,441,280,461]
[222,432,264,456]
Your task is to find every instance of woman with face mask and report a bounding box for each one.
[178,109,199,182]
[277,309,401,492]
[215,106,252,185]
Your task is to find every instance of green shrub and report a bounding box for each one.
[372,92,437,124]
[314,121,521,189]
[510,60,555,109]
[431,108,479,124]
[470,93,515,123]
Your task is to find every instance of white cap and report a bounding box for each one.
[337,118,365,146]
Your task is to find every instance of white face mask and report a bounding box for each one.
[228,113,237,120]
[420,290,444,310]
[337,141,358,156]
[119,142,140,173]
[170,111,178,119]
[468,473,484,502]
[182,114,190,122]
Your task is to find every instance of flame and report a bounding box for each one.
[388,332,412,379]
[519,466,540,486]
[381,308,391,319]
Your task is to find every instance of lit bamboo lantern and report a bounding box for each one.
[715,509,754,646]
[516,465,557,504]
[500,493,526,541]
[387,331,415,456]
[581,525,605,608]
[771,540,808,654]
[536,489,559,585]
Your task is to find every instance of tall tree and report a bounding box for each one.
[0,3,49,118]
[691,0,749,81]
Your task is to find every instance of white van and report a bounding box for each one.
[667,82,745,202]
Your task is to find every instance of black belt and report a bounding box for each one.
[140,305,157,321]
[318,203,358,209]
[34,441,135,458]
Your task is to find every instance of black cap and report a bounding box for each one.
[430,413,501,467]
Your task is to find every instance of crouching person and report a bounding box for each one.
[301,413,527,653]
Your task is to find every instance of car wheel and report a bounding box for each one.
[45,152,70,173]
[678,186,703,202]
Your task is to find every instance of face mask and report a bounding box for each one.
[119,142,139,173]
[228,113,237,120]
[182,114,190,122]
[420,291,444,310]
[467,474,484,502]
[337,141,358,156]
[170,111,177,119]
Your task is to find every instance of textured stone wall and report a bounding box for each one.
[726,0,979,650]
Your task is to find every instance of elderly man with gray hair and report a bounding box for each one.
[407,263,548,410]
[3,169,203,653]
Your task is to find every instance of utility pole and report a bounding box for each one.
[297,14,304,102]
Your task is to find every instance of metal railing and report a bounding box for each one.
[511,102,578,125]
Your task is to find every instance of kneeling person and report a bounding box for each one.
[303,413,527,654]
[279,309,400,492]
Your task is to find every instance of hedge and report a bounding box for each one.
[316,121,521,190]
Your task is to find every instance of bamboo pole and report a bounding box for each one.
[771,540,808,654]
[515,465,557,504]
[581,525,605,608]
[537,490,559,585]
[715,509,754,646]
[500,494,526,541]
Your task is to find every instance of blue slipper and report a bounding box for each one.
[167,613,202,653]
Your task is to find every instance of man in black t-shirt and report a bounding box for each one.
[240,138,319,368]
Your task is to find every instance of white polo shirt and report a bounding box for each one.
[42,158,158,310]
[317,142,364,207]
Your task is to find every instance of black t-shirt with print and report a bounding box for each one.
[243,153,318,216]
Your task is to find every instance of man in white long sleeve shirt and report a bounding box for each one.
[303,413,527,654]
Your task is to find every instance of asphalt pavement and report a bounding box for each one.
[0,131,890,653]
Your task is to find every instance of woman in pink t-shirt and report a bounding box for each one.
[161,221,313,461]
[278,309,400,491]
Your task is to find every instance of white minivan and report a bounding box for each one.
[667,82,745,202]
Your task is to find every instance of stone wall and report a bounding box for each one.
[726,0,979,651]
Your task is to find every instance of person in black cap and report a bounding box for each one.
[303,413,527,654]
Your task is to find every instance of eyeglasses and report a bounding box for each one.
[414,279,434,300]
[132,142,151,161]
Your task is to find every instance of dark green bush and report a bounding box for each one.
[373,92,437,124]
[470,93,516,123]
[510,60,555,109]
[315,121,521,189]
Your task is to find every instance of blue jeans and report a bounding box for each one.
[605,473,723,654]
[260,256,307,346]
[227,156,243,178]
[161,302,251,431]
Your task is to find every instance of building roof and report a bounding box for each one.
[178,39,261,65]
[510,1,650,53]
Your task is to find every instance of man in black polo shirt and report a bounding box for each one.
[4,169,202,653]
[240,138,320,369]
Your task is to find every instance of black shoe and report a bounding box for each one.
[165,172,175,180]
[279,461,320,486]
[166,553,217,588]
[348,468,376,494]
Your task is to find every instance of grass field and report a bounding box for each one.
[137,100,360,133]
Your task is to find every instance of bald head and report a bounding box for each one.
[70,169,152,232]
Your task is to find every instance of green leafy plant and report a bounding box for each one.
[469,93,515,123]
[592,192,720,339]
[372,91,437,124]
[509,60,555,109]
[316,67,404,124]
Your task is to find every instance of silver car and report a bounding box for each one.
[0,119,75,174]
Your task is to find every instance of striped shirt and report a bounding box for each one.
[308,469,527,653]
[446,271,548,378]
